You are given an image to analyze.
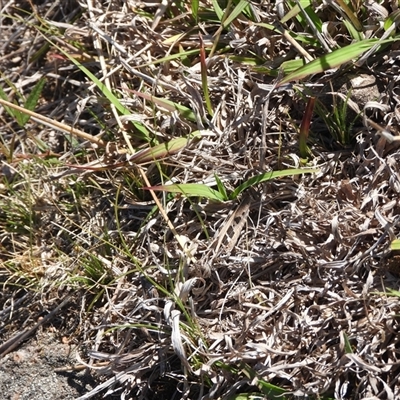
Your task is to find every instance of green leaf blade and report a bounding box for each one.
[132,90,199,123]
[20,78,46,126]
[0,85,16,119]
[280,38,399,85]
[222,0,249,28]
[391,239,400,250]
[230,168,319,199]
[211,0,224,21]
[214,174,228,200]
[40,36,151,141]
[191,0,199,21]
[129,135,196,165]
[143,183,226,202]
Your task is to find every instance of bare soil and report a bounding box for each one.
[0,330,99,400]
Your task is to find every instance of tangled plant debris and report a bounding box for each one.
[1,1,400,399]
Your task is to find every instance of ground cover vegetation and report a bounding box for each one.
[1,0,400,398]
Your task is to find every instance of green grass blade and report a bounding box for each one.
[229,392,276,400]
[378,288,400,297]
[40,35,151,140]
[129,135,198,165]
[279,38,399,84]
[230,168,318,200]
[132,90,199,122]
[222,0,249,28]
[214,174,228,200]
[211,0,249,28]
[335,0,363,32]
[199,34,213,116]
[228,55,264,65]
[290,0,323,33]
[391,239,400,250]
[302,2,323,32]
[257,380,288,399]
[211,0,224,21]
[143,183,226,202]
[59,57,129,116]
[342,331,353,354]
[280,0,311,23]
[191,0,199,21]
[253,58,307,77]
[343,19,364,41]
[0,74,43,127]
[384,10,400,32]
[0,85,16,120]
[253,22,320,46]
[291,0,330,51]
[140,48,202,66]
[230,393,270,400]
[372,288,400,299]
[69,63,150,139]
[20,78,46,126]
[240,363,288,399]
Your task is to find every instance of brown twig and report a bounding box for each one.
[0,98,106,147]
[0,295,72,358]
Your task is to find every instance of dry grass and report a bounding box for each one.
[1,1,400,399]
